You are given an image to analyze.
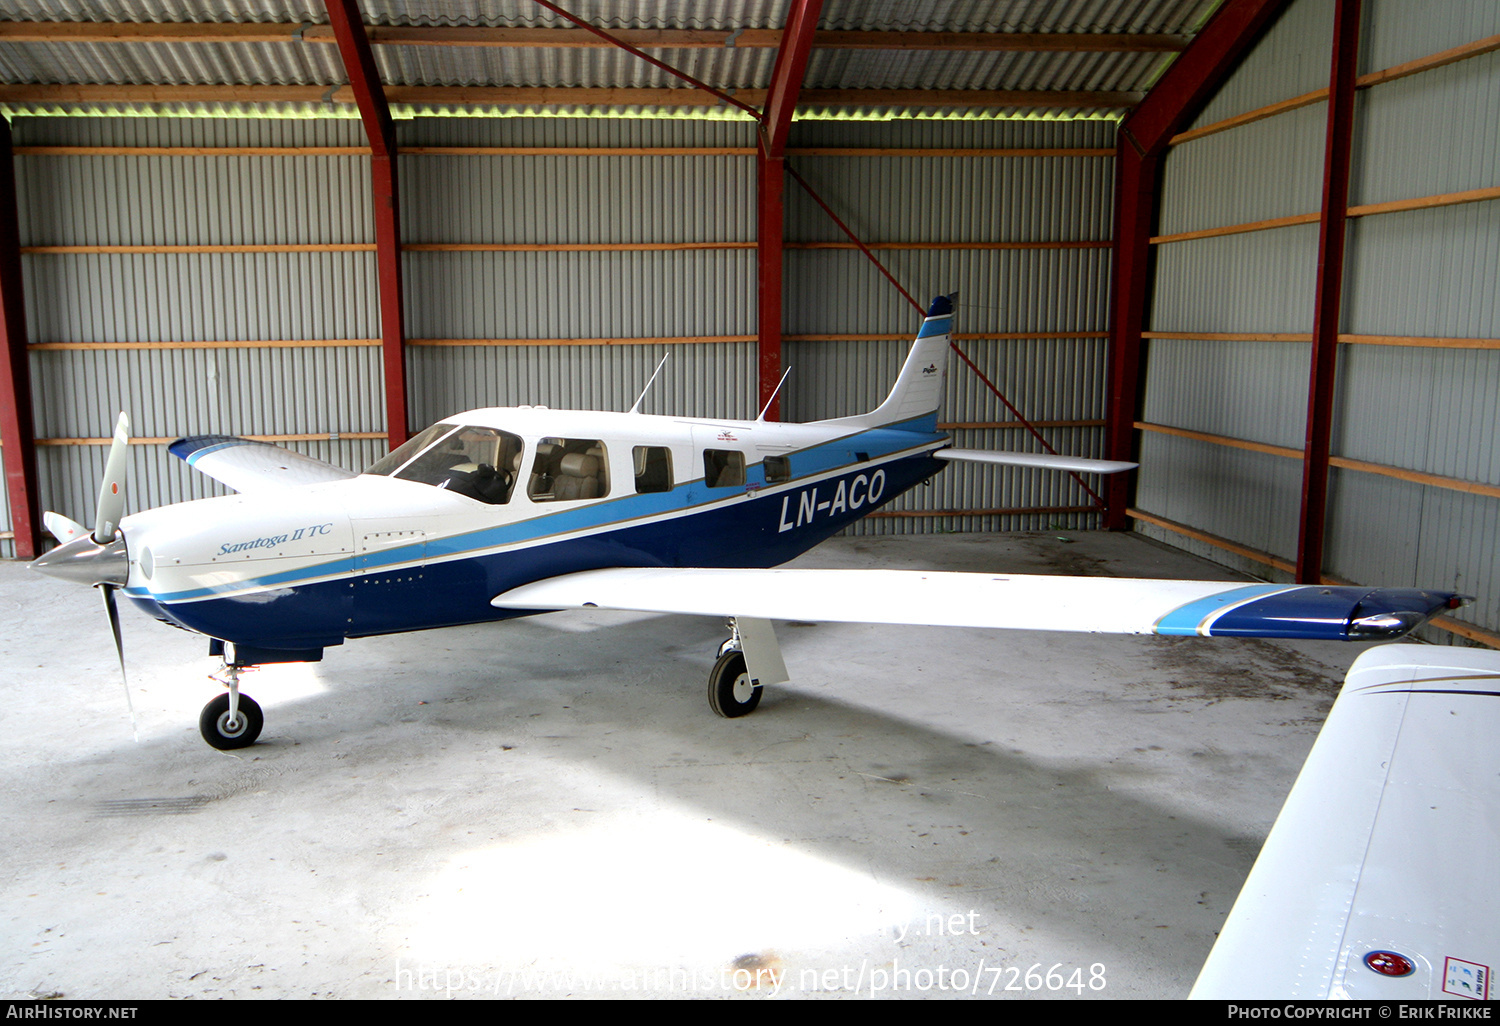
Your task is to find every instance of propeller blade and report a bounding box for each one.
[94,412,130,544]
[43,511,88,544]
[101,584,138,743]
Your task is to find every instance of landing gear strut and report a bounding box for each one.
[199,663,263,749]
[707,617,787,718]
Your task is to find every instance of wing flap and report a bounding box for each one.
[934,448,1137,474]
[169,435,358,494]
[492,568,1456,640]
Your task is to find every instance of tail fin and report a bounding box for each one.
[824,294,953,433]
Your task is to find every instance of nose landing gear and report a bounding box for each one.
[199,661,263,750]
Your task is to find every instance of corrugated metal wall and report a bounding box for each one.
[398,118,758,424]
[11,117,385,555]
[785,118,1117,534]
[1137,0,1500,640]
[6,112,1119,554]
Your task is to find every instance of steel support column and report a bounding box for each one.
[0,116,39,558]
[1104,0,1292,529]
[326,0,409,449]
[1296,0,1363,583]
[1104,143,1159,530]
[757,152,785,420]
[756,0,823,421]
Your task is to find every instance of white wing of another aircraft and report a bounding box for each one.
[167,435,358,493]
[1191,644,1500,1001]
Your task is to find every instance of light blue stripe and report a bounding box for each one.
[917,317,952,339]
[1153,585,1294,636]
[184,439,251,465]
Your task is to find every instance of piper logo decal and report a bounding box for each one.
[778,470,885,533]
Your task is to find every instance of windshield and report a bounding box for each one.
[364,423,524,505]
[364,423,458,478]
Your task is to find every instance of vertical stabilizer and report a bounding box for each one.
[823,295,953,433]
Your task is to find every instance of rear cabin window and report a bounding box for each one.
[529,438,609,502]
[633,446,673,494]
[365,423,523,506]
[763,455,791,484]
[703,449,745,488]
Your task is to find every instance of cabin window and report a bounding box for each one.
[763,455,791,484]
[633,446,673,494]
[529,438,609,502]
[366,423,524,505]
[703,449,745,488]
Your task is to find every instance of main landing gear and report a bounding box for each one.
[708,617,789,719]
[199,661,263,750]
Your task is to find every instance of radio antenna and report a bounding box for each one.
[756,366,793,422]
[629,353,671,414]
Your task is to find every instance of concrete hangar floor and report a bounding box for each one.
[0,531,1366,1000]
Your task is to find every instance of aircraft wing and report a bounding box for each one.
[491,568,1458,641]
[1191,644,1500,1001]
[934,448,1137,474]
[168,435,358,493]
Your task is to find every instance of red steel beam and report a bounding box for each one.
[758,152,785,421]
[1105,0,1293,529]
[1103,143,1160,530]
[1296,0,1363,583]
[326,0,410,448]
[757,0,824,421]
[0,116,40,558]
[761,0,823,160]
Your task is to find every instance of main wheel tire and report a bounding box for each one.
[708,650,762,718]
[199,693,263,750]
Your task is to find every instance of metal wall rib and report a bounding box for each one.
[1139,0,1500,640]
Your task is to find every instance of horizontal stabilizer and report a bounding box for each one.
[934,449,1137,474]
[493,568,1459,641]
[169,435,358,494]
[1192,645,1500,1000]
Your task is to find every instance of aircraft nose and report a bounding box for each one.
[29,533,129,587]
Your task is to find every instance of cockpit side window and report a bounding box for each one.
[633,446,673,494]
[368,424,524,505]
[529,438,609,502]
[703,449,745,488]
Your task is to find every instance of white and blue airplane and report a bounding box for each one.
[31,295,1463,752]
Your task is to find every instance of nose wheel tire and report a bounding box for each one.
[708,650,762,718]
[199,693,263,750]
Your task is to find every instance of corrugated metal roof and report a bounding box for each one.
[372,42,774,89]
[817,0,1218,33]
[0,1,330,23]
[0,0,1215,118]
